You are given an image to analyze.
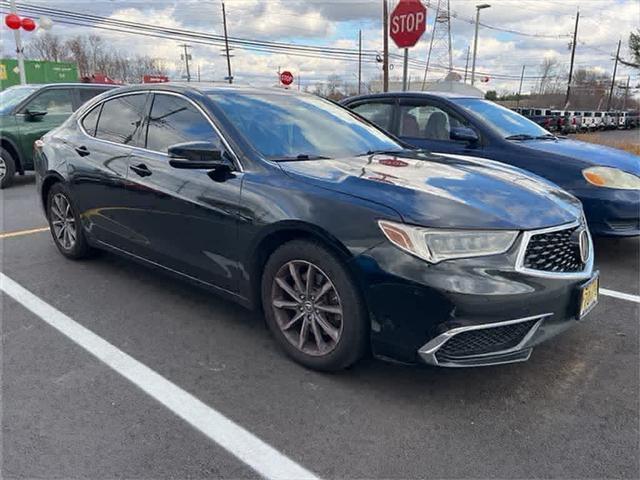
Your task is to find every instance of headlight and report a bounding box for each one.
[378,220,518,264]
[582,167,640,190]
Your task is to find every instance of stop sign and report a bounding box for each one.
[390,0,427,49]
[280,70,294,86]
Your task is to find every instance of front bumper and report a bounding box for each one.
[578,188,640,237]
[351,223,596,366]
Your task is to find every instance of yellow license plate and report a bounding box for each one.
[579,275,599,318]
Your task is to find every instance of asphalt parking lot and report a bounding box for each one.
[2,174,639,479]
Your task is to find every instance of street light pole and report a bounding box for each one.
[470,3,490,86]
[10,0,26,85]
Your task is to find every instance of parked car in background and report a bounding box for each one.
[34,83,597,370]
[623,110,639,129]
[0,83,114,188]
[342,92,640,236]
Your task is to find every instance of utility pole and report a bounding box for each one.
[358,29,362,95]
[463,45,470,83]
[421,0,441,90]
[221,1,233,84]
[180,44,192,82]
[471,4,491,86]
[402,48,409,91]
[564,8,579,107]
[197,64,201,82]
[382,0,389,92]
[622,75,631,110]
[516,65,525,108]
[607,39,622,110]
[10,0,26,85]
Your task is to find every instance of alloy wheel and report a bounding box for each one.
[50,193,77,251]
[271,260,344,356]
[0,156,6,181]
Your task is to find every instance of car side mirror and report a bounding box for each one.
[450,126,479,144]
[25,109,48,121]
[168,141,229,170]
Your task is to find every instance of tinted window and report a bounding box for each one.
[0,85,38,114]
[78,88,109,105]
[399,103,470,141]
[351,102,394,131]
[209,92,402,159]
[95,94,146,145]
[23,89,73,114]
[81,104,101,136]
[145,94,220,153]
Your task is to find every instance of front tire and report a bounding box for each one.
[261,240,368,371]
[0,146,17,189]
[47,183,94,259]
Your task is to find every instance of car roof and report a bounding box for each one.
[103,82,296,96]
[342,91,477,103]
[18,83,117,89]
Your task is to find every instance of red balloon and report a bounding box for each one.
[21,17,36,31]
[5,14,21,30]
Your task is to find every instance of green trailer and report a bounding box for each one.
[0,59,78,90]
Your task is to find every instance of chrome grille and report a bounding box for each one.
[523,225,584,273]
[435,319,538,362]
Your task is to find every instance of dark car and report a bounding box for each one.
[34,84,598,371]
[0,83,115,188]
[342,92,640,236]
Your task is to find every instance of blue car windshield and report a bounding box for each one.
[208,91,404,160]
[0,85,39,115]
[455,98,550,139]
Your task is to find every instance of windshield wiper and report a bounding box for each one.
[357,149,405,156]
[271,154,332,162]
[535,134,558,140]
[505,134,535,140]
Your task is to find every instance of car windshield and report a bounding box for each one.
[0,85,39,114]
[454,98,551,139]
[208,91,404,160]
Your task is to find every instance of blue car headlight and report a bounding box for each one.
[378,220,518,264]
[583,167,640,190]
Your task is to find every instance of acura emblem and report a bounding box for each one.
[578,229,590,263]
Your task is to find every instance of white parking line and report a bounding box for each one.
[0,272,320,480]
[600,288,640,304]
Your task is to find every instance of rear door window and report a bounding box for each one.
[81,104,102,136]
[77,88,110,107]
[95,94,147,145]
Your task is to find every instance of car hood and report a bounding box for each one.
[278,152,582,230]
[520,138,640,174]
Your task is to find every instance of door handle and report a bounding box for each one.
[130,163,152,177]
[75,146,90,157]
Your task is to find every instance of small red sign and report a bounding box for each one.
[379,158,409,167]
[143,75,170,83]
[280,70,294,86]
[390,0,427,49]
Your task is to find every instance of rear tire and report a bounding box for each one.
[0,146,16,189]
[47,183,94,259]
[261,239,368,371]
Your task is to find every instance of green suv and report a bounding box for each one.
[0,83,114,188]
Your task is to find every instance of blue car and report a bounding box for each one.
[342,92,640,236]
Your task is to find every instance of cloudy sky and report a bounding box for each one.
[2,0,639,95]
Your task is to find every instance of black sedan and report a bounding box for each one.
[342,92,640,237]
[34,84,598,371]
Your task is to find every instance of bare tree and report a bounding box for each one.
[537,58,559,94]
[26,32,68,62]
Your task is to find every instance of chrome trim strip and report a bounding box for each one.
[76,90,244,172]
[514,220,594,279]
[418,313,552,367]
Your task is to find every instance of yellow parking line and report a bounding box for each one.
[0,226,50,239]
